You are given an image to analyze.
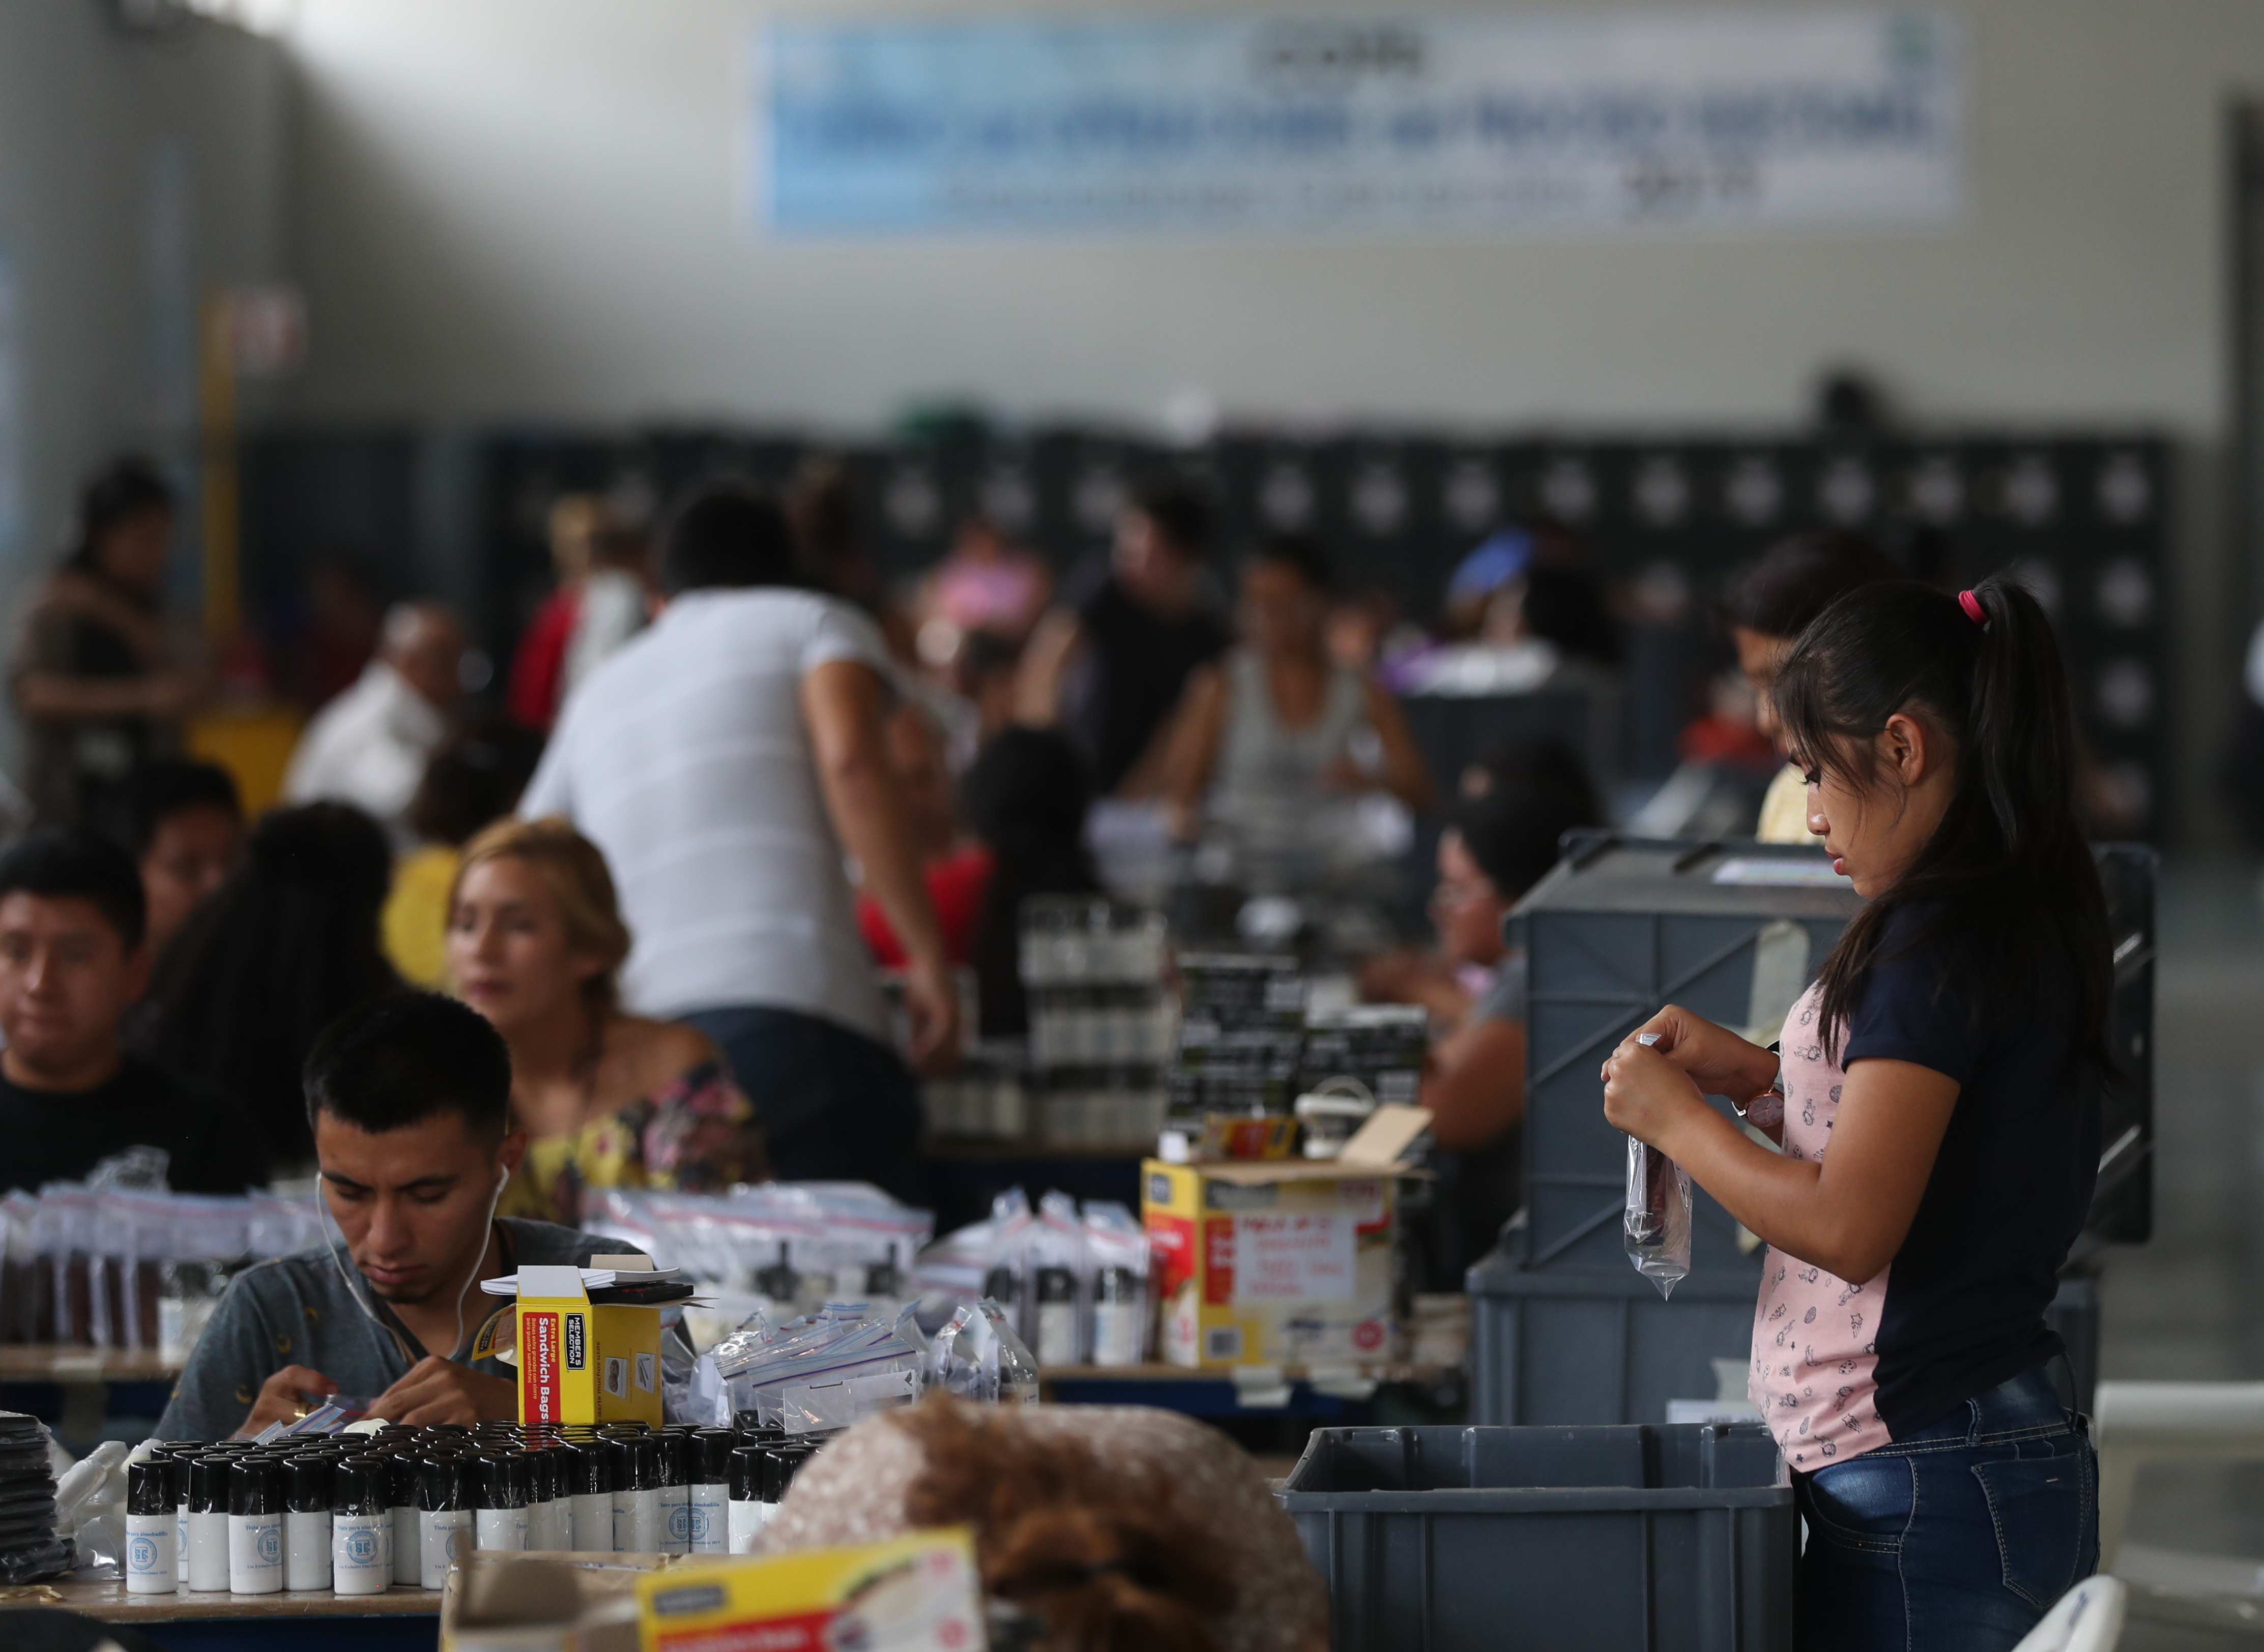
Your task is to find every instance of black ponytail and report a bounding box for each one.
[1773,576,2112,1069]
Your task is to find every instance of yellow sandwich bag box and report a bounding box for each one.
[515,1259,665,1427]
[1143,1105,1430,1368]
[635,1528,983,1652]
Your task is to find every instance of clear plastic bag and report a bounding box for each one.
[1623,1137,1691,1299]
[929,1299,1039,1406]
[1621,1032,1692,1299]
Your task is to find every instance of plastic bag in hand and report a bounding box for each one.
[1623,1135,1691,1299]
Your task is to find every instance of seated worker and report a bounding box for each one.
[1151,534,1435,846]
[1727,532,1896,841]
[106,758,242,958]
[155,992,644,1438]
[0,828,258,1194]
[1015,477,1231,797]
[1363,782,1597,1286]
[449,816,763,1230]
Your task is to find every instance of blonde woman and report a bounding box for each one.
[448,816,766,1226]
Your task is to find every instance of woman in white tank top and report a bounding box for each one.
[1149,537,1433,865]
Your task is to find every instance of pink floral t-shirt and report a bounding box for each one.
[1748,979,1889,1469]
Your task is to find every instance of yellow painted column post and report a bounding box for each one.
[197,292,238,653]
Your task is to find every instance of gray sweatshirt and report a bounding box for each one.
[155,1217,641,1441]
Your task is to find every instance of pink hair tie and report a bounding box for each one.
[1957,589,1990,630]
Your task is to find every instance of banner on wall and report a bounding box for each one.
[755,8,1963,237]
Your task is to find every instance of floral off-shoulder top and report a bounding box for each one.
[500,1057,766,1229]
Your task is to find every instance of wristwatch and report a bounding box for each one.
[1733,1043,1787,1128]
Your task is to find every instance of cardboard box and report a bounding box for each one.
[1143,1106,1429,1368]
[515,1259,665,1427]
[634,1529,983,1652]
[441,1551,685,1652]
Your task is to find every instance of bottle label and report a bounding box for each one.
[421,1509,470,1589]
[689,1486,729,1554]
[126,1515,174,1594]
[227,1515,283,1594]
[334,1513,390,1595]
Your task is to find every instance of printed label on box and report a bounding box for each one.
[1231,1212,1354,1301]
[1203,1216,1237,1305]
[635,1352,656,1393]
[521,1310,560,1423]
[564,1312,585,1369]
[605,1355,628,1399]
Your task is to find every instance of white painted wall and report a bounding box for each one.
[282,0,2264,438]
[0,2,285,579]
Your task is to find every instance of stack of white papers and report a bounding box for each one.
[479,1264,682,1297]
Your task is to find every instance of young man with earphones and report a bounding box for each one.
[155,992,650,1439]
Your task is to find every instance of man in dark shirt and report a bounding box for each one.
[0,827,259,1193]
[1021,477,1230,795]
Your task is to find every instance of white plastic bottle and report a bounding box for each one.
[186,1456,231,1592]
[330,1458,392,1598]
[567,1440,612,1552]
[170,1455,190,1589]
[473,1453,531,1552]
[687,1431,733,1557]
[386,1457,420,1586]
[418,1457,473,1590]
[611,1436,662,1553]
[725,1446,767,1555]
[226,1459,284,1596]
[124,1460,176,1596]
[284,1458,333,1592]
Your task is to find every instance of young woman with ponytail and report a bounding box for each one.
[1602,575,2110,1649]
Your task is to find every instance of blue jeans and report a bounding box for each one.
[679,1005,927,1206]
[1795,1358,2097,1652]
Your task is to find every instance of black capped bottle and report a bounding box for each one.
[226,1458,283,1596]
[283,1456,333,1592]
[330,1457,391,1597]
[384,1452,421,1587]
[185,1455,232,1592]
[560,1437,613,1552]
[654,1431,691,1556]
[417,1455,472,1589]
[124,1457,175,1596]
[473,1453,531,1552]
[687,1430,735,1557]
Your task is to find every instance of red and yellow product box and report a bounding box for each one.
[1143,1105,1430,1369]
[635,1528,983,1652]
[514,1259,665,1427]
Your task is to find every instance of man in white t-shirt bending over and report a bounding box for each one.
[517,488,954,1201]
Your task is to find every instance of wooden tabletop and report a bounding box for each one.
[0,1577,439,1619]
[0,1346,183,1382]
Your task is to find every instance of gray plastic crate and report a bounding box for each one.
[1469,1249,2105,1426]
[1467,1255,1764,1427]
[1280,1422,1794,1652]
[1509,835,2155,1274]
